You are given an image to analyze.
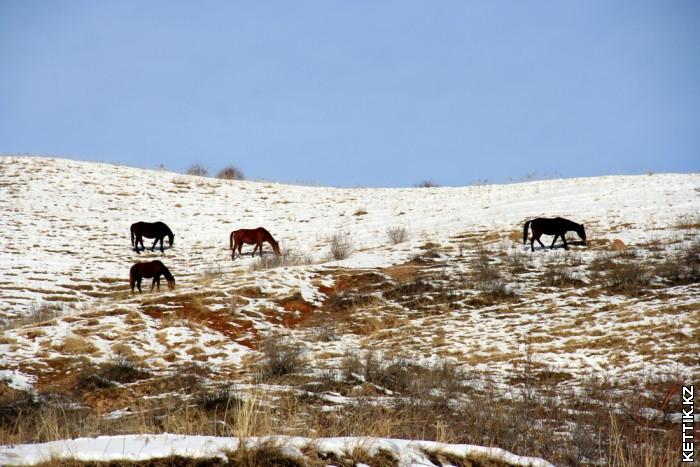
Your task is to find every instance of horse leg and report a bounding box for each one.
[550,235,559,249]
[252,244,259,257]
[139,236,145,253]
[535,234,546,250]
[561,236,569,250]
[159,237,165,253]
[238,243,244,258]
[258,242,264,257]
[136,278,142,293]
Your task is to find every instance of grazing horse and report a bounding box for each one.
[523,217,586,252]
[131,221,174,253]
[230,227,281,260]
[129,260,175,293]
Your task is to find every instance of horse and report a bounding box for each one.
[129,260,175,293]
[230,227,281,260]
[131,221,174,253]
[522,217,586,252]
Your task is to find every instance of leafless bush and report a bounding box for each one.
[541,259,585,288]
[386,226,408,245]
[249,252,313,271]
[196,386,243,414]
[216,165,245,180]
[98,355,151,383]
[505,246,529,274]
[329,231,353,260]
[185,164,208,177]
[415,180,440,188]
[260,335,307,378]
[654,237,700,285]
[0,302,64,330]
[590,253,650,295]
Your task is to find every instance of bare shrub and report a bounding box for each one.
[468,245,517,301]
[674,214,700,230]
[196,386,242,414]
[216,165,245,180]
[541,260,585,288]
[654,237,700,285]
[0,302,64,330]
[329,231,353,260]
[99,355,151,383]
[505,246,529,274]
[185,164,208,177]
[260,335,307,378]
[415,180,440,188]
[590,253,650,295]
[386,226,408,245]
[249,252,312,271]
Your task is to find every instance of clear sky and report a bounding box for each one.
[1,1,698,187]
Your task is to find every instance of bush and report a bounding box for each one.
[99,355,151,383]
[590,253,650,295]
[330,232,353,260]
[216,165,245,180]
[260,336,306,378]
[386,226,408,245]
[655,238,700,285]
[249,252,312,271]
[186,164,209,177]
[415,180,440,188]
[196,386,242,413]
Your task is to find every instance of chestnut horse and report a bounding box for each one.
[230,227,281,260]
[131,221,174,253]
[130,260,175,293]
[523,217,586,252]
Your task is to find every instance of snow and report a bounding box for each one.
[0,434,554,466]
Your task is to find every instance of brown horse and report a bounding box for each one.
[230,227,281,260]
[131,221,174,253]
[523,217,586,252]
[130,260,175,293]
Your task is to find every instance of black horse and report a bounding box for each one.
[131,221,174,253]
[523,217,586,252]
[130,260,175,293]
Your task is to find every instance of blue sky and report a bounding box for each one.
[1,1,698,187]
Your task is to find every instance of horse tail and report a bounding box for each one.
[523,220,531,245]
[130,225,135,247]
[162,266,176,290]
[230,231,236,251]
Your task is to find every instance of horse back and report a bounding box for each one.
[532,217,577,234]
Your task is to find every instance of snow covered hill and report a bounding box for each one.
[0,156,698,465]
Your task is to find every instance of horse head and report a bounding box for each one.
[271,240,281,256]
[577,224,587,245]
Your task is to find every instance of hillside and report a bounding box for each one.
[0,156,698,465]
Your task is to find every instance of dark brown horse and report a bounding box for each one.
[523,217,586,252]
[230,227,281,260]
[131,221,174,253]
[129,260,175,293]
